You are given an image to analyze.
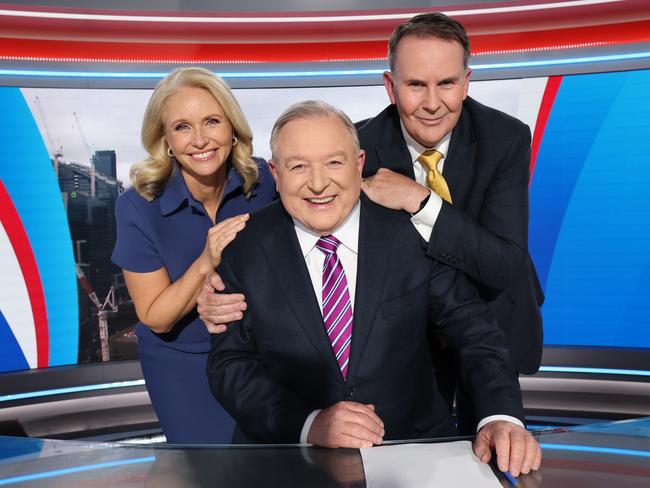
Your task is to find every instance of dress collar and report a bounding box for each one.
[158,163,250,216]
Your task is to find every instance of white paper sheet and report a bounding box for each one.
[360,440,501,488]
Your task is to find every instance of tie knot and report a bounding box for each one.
[418,149,443,172]
[316,235,340,255]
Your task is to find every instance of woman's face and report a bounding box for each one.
[163,86,234,182]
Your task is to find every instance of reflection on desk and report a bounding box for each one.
[0,418,648,487]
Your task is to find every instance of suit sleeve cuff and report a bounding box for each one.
[300,409,322,444]
[410,191,442,242]
[476,415,525,432]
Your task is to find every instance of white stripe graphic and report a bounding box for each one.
[0,221,37,368]
[0,2,620,23]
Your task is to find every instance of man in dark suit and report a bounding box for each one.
[206,100,541,477]
[358,12,544,433]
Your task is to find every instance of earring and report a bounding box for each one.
[167,147,174,158]
[232,136,238,147]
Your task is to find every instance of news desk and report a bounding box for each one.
[0,418,648,487]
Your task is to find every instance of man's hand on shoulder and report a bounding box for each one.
[473,420,542,477]
[307,401,385,448]
[197,271,247,334]
[362,168,430,213]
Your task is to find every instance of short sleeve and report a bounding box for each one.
[111,192,164,273]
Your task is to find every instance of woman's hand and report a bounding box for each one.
[124,213,249,333]
[202,214,249,271]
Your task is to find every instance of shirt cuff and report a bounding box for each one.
[476,415,525,432]
[410,190,442,242]
[300,409,322,444]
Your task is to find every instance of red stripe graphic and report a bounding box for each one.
[0,180,49,368]
[530,76,563,184]
[2,19,650,63]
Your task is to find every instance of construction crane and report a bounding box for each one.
[34,96,64,174]
[75,263,118,362]
[73,111,97,197]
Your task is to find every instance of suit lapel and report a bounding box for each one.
[347,196,394,380]
[444,103,477,205]
[259,205,342,382]
[363,105,415,179]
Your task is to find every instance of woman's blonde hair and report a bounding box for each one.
[131,67,258,200]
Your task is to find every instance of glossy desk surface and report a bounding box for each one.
[0,418,648,487]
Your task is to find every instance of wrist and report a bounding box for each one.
[197,250,215,276]
[409,189,431,215]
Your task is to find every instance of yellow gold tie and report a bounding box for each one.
[418,149,452,204]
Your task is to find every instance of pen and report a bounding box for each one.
[503,470,518,486]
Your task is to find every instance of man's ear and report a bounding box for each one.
[268,160,280,191]
[357,149,366,175]
[462,68,471,100]
[383,71,397,105]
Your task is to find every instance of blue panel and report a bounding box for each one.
[0,456,155,486]
[530,70,650,347]
[0,310,29,372]
[0,436,44,463]
[0,87,78,367]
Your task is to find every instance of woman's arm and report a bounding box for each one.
[123,214,248,333]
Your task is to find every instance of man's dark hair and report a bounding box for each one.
[388,12,471,71]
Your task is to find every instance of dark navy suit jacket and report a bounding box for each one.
[357,99,544,374]
[207,196,524,443]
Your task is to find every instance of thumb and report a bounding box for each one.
[473,433,492,464]
[211,272,226,292]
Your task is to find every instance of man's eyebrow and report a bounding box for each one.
[439,75,460,84]
[404,77,426,84]
[324,151,347,159]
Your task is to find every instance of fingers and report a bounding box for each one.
[473,429,492,464]
[205,323,227,334]
[308,402,385,448]
[360,175,374,189]
[331,406,384,449]
[504,428,540,476]
[213,213,249,234]
[504,428,525,476]
[335,433,380,449]
[208,271,225,292]
[344,402,384,438]
[491,425,512,473]
[521,433,542,474]
[360,169,428,212]
[206,214,249,267]
[476,421,542,478]
[202,271,221,293]
[197,272,247,332]
[197,292,247,331]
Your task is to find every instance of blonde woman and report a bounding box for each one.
[112,68,275,443]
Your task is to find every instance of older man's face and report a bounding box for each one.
[269,116,365,236]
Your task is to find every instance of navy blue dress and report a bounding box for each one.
[112,158,276,443]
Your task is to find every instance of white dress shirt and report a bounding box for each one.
[402,121,452,242]
[293,201,522,443]
[294,202,360,312]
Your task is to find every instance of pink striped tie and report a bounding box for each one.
[316,236,353,380]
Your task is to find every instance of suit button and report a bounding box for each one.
[344,387,356,399]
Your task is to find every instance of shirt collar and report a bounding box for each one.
[294,200,360,258]
[158,163,249,216]
[400,121,452,165]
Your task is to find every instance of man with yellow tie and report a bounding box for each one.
[358,12,545,434]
